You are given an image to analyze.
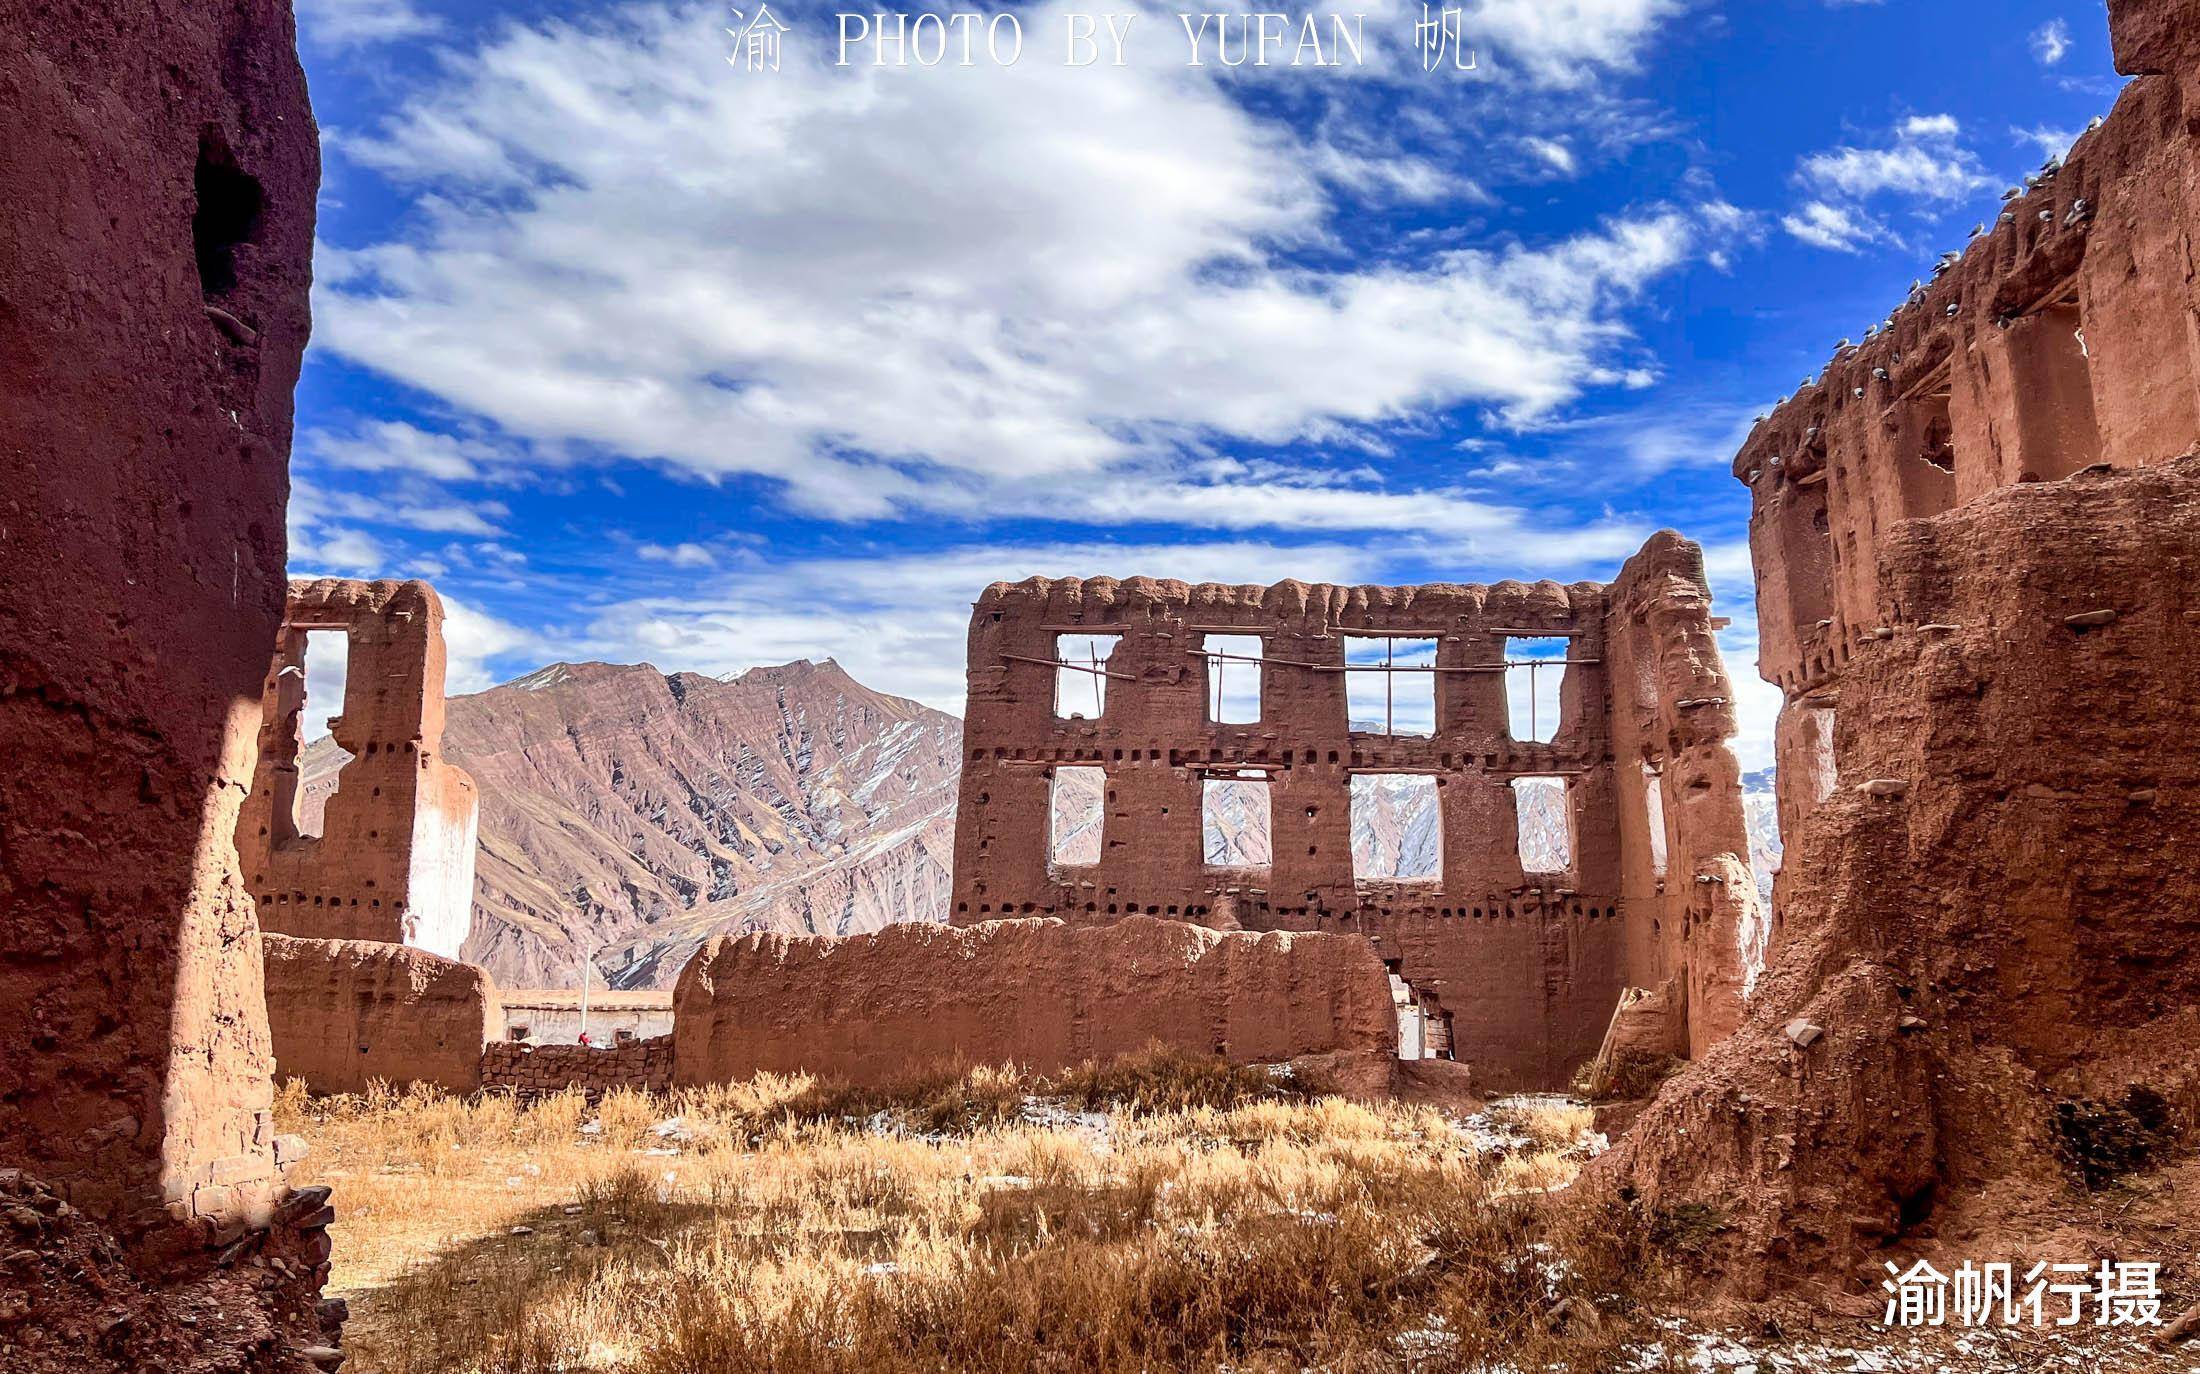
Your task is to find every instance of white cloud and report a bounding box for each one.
[1781,200,1885,254]
[289,524,388,577]
[1545,402,1759,475]
[636,541,719,568]
[1797,119,1986,202]
[306,421,520,483]
[1523,136,1578,176]
[2013,124,2083,162]
[2030,19,2071,67]
[1783,115,1988,253]
[1459,0,1692,86]
[316,0,1730,529]
[294,0,441,49]
[441,595,552,696]
[289,470,508,541]
[572,538,1412,713]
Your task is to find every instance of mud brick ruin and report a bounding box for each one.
[950,532,1764,1090]
[239,579,481,958]
[673,916,1400,1097]
[0,0,318,1243]
[0,0,346,1363]
[1738,0,2200,884]
[1599,0,2200,1293]
[482,1035,673,1096]
[8,0,2200,1357]
[262,936,502,1096]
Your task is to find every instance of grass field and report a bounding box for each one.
[276,1052,1652,1373]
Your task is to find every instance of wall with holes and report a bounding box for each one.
[1734,25,2200,905]
[947,537,1759,1089]
[237,579,480,957]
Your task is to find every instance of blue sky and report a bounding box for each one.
[286,0,2126,765]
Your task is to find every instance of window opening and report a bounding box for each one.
[1344,635,1437,737]
[1054,635,1121,719]
[1350,774,1440,881]
[1202,634,1263,723]
[1049,766,1105,867]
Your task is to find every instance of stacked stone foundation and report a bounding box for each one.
[481,1038,674,1096]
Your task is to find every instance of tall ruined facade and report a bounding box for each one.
[239,578,481,958]
[1739,0,2200,919]
[0,0,318,1248]
[1600,0,2200,1293]
[949,534,1762,1090]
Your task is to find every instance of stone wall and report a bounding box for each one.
[1733,0,2200,883]
[673,917,1400,1097]
[263,936,500,1095]
[239,579,480,958]
[0,0,319,1247]
[481,1038,674,1095]
[946,535,1760,1089]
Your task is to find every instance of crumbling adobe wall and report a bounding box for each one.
[262,936,500,1095]
[239,579,480,958]
[0,0,319,1258]
[947,536,1759,1090]
[1609,0,2200,1297]
[1735,0,2200,866]
[1598,534,1765,1069]
[1598,446,2200,1295]
[673,917,1401,1097]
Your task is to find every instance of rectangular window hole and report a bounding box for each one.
[295,629,353,840]
[1049,766,1105,868]
[1203,634,1263,723]
[1345,635,1437,738]
[1504,637,1569,743]
[1512,776,1573,872]
[1054,634,1120,720]
[1350,774,1440,882]
[1202,774,1272,867]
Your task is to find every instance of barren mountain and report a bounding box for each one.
[309,659,960,989]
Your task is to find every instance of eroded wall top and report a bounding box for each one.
[239,578,480,958]
[1738,0,2200,707]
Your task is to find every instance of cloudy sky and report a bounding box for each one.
[287,0,2125,765]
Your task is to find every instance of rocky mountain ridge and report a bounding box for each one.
[306,658,960,988]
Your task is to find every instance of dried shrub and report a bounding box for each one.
[1045,1043,1315,1115]
[285,1060,1628,1374]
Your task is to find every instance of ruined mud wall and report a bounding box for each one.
[1604,1,2200,1287]
[262,936,500,1095]
[1600,535,1765,1062]
[0,0,318,1247]
[1735,0,2200,872]
[947,539,1758,1089]
[481,1038,674,1095]
[239,579,480,958]
[1599,457,2200,1293]
[673,917,1401,1097]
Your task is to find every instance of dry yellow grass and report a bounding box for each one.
[276,1054,1653,1373]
